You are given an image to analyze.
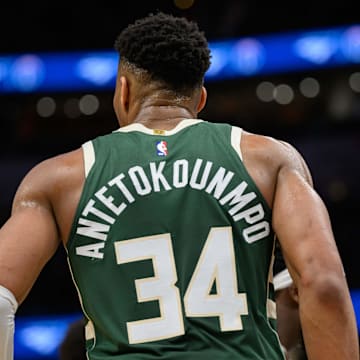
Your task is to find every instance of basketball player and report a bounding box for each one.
[0,12,358,359]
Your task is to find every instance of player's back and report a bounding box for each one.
[66,119,284,359]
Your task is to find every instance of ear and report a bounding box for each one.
[196,86,207,113]
[120,76,130,114]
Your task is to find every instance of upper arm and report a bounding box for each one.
[0,160,61,305]
[277,140,313,187]
[272,144,344,288]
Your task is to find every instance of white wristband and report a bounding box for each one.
[0,285,18,360]
[273,268,293,292]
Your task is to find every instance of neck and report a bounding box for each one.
[130,104,197,130]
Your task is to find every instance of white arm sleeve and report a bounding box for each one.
[0,285,18,360]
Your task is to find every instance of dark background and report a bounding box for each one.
[0,1,359,317]
[1,1,359,53]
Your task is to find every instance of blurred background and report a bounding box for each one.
[0,1,359,358]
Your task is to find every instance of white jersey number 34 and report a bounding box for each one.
[114,226,248,344]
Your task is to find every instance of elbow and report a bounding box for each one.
[298,268,349,306]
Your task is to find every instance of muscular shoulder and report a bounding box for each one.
[240,131,313,207]
[12,148,85,242]
[12,148,84,215]
[14,149,82,199]
[243,132,311,180]
[241,131,282,166]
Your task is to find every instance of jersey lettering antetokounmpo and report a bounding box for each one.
[67,119,284,359]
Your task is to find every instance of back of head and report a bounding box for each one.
[114,12,211,93]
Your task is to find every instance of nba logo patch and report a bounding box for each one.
[156,140,168,156]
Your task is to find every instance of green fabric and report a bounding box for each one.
[66,120,284,359]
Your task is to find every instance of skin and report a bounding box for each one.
[0,62,358,360]
[276,284,323,360]
[275,285,303,357]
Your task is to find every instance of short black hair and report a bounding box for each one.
[114,12,211,91]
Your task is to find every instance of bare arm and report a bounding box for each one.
[272,149,359,360]
[0,149,83,359]
[0,159,61,305]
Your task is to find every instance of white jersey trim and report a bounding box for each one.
[65,256,96,350]
[266,239,276,320]
[114,119,203,136]
[82,141,95,178]
[231,126,243,161]
[85,319,95,341]
[267,299,277,319]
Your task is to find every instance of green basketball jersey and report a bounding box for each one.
[66,119,284,359]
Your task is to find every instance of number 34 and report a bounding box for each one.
[114,227,248,344]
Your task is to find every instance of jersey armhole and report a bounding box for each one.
[82,141,95,178]
[231,126,243,160]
